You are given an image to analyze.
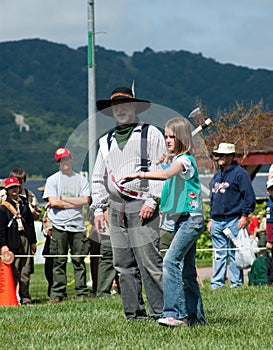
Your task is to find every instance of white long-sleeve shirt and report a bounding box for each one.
[91,123,166,215]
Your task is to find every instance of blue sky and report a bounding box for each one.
[1,0,273,70]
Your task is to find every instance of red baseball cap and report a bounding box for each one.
[55,147,72,162]
[5,177,20,189]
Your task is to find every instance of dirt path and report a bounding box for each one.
[197,266,250,282]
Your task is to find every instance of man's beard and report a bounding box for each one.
[114,113,134,125]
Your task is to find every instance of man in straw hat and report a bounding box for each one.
[91,86,165,320]
[207,142,256,289]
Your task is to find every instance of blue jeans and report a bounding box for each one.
[163,215,205,325]
[211,217,244,289]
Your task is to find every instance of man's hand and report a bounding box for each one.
[1,250,14,264]
[1,246,14,264]
[207,219,212,233]
[31,243,37,255]
[266,242,273,250]
[139,204,154,221]
[155,152,173,165]
[95,214,106,233]
[238,216,248,229]
[0,245,9,254]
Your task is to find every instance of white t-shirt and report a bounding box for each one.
[173,155,194,179]
[43,171,90,232]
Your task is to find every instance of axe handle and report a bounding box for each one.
[192,118,212,136]
[156,117,213,165]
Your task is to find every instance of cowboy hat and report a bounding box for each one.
[96,87,151,117]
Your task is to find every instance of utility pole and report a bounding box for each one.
[87,0,96,184]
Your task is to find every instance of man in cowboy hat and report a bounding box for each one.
[207,142,256,289]
[91,86,165,320]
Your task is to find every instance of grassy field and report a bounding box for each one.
[0,263,272,350]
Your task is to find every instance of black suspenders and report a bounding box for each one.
[107,123,150,188]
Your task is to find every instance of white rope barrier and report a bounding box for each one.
[0,247,267,259]
[160,247,266,252]
[197,247,266,252]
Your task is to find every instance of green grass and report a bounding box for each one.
[0,263,272,350]
[196,259,212,268]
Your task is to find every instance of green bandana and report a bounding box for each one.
[115,122,138,150]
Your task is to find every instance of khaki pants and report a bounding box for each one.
[13,235,33,304]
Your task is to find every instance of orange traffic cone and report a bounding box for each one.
[0,260,18,307]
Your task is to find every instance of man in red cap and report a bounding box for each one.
[0,177,37,302]
[43,147,91,302]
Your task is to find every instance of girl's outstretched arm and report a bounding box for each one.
[120,160,185,183]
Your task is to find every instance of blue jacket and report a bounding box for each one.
[210,160,256,218]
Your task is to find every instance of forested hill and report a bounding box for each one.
[0,38,273,177]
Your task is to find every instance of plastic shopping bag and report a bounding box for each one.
[235,229,256,269]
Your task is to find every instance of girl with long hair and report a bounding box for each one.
[120,117,206,326]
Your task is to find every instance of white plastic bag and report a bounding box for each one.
[235,229,256,269]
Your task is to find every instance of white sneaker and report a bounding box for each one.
[158,317,188,327]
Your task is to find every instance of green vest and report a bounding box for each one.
[160,154,203,215]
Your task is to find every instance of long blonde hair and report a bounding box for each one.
[164,117,194,156]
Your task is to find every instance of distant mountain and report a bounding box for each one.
[1,39,273,177]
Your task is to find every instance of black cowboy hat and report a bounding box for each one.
[96,87,151,117]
